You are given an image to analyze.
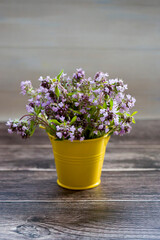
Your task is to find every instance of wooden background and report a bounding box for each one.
[0,0,160,120]
[0,120,160,239]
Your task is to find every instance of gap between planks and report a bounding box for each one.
[0,199,160,203]
[0,168,160,172]
[0,144,160,149]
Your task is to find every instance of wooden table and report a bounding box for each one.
[0,120,160,239]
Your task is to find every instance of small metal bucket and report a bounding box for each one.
[48,133,110,190]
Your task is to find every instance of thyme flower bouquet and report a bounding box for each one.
[6,68,137,141]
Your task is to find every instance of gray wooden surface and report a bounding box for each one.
[0,120,160,239]
[0,0,160,120]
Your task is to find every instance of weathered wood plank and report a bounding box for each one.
[0,0,160,49]
[0,145,159,170]
[0,0,160,120]
[1,120,160,145]
[0,1,159,238]
[0,49,160,120]
[0,170,159,200]
[0,202,160,239]
[2,48,160,92]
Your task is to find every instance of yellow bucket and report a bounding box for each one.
[48,133,110,190]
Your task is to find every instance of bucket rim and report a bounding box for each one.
[39,125,110,143]
[48,132,110,143]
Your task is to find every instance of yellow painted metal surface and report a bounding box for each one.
[48,133,110,190]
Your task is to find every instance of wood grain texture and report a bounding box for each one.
[0,0,160,119]
[0,202,160,239]
[0,48,160,120]
[1,48,160,91]
[1,120,160,145]
[1,0,160,236]
[0,145,160,170]
[0,170,159,200]
[0,120,160,239]
[0,0,160,49]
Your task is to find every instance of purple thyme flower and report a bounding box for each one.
[114,131,119,135]
[73,68,85,80]
[38,76,43,81]
[80,137,85,141]
[58,102,64,108]
[78,127,83,133]
[93,130,98,135]
[80,109,86,114]
[100,117,105,122]
[56,132,62,139]
[114,116,119,126]
[94,72,109,83]
[7,68,137,141]
[75,102,79,107]
[98,124,104,130]
[69,135,75,141]
[60,116,65,122]
[7,119,32,139]
[20,81,32,95]
[105,128,109,134]
[8,129,13,134]
[26,104,34,113]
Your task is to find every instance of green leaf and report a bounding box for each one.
[29,120,36,137]
[69,108,82,115]
[67,92,77,96]
[132,117,136,124]
[52,125,57,130]
[50,119,61,125]
[89,106,97,114]
[30,120,35,129]
[34,106,38,115]
[116,112,123,116]
[70,116,77,125]
[103,102,107,109]
[98,105,103,109]
[45,127,55,136]
[49,124,56,130]
[55,85,60,98]
[126,113,130,117]
[131,111,138,116]
[30,128,36,137]
[57,69,63,82]
[110,99,113,109]
[109,120,114,126]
